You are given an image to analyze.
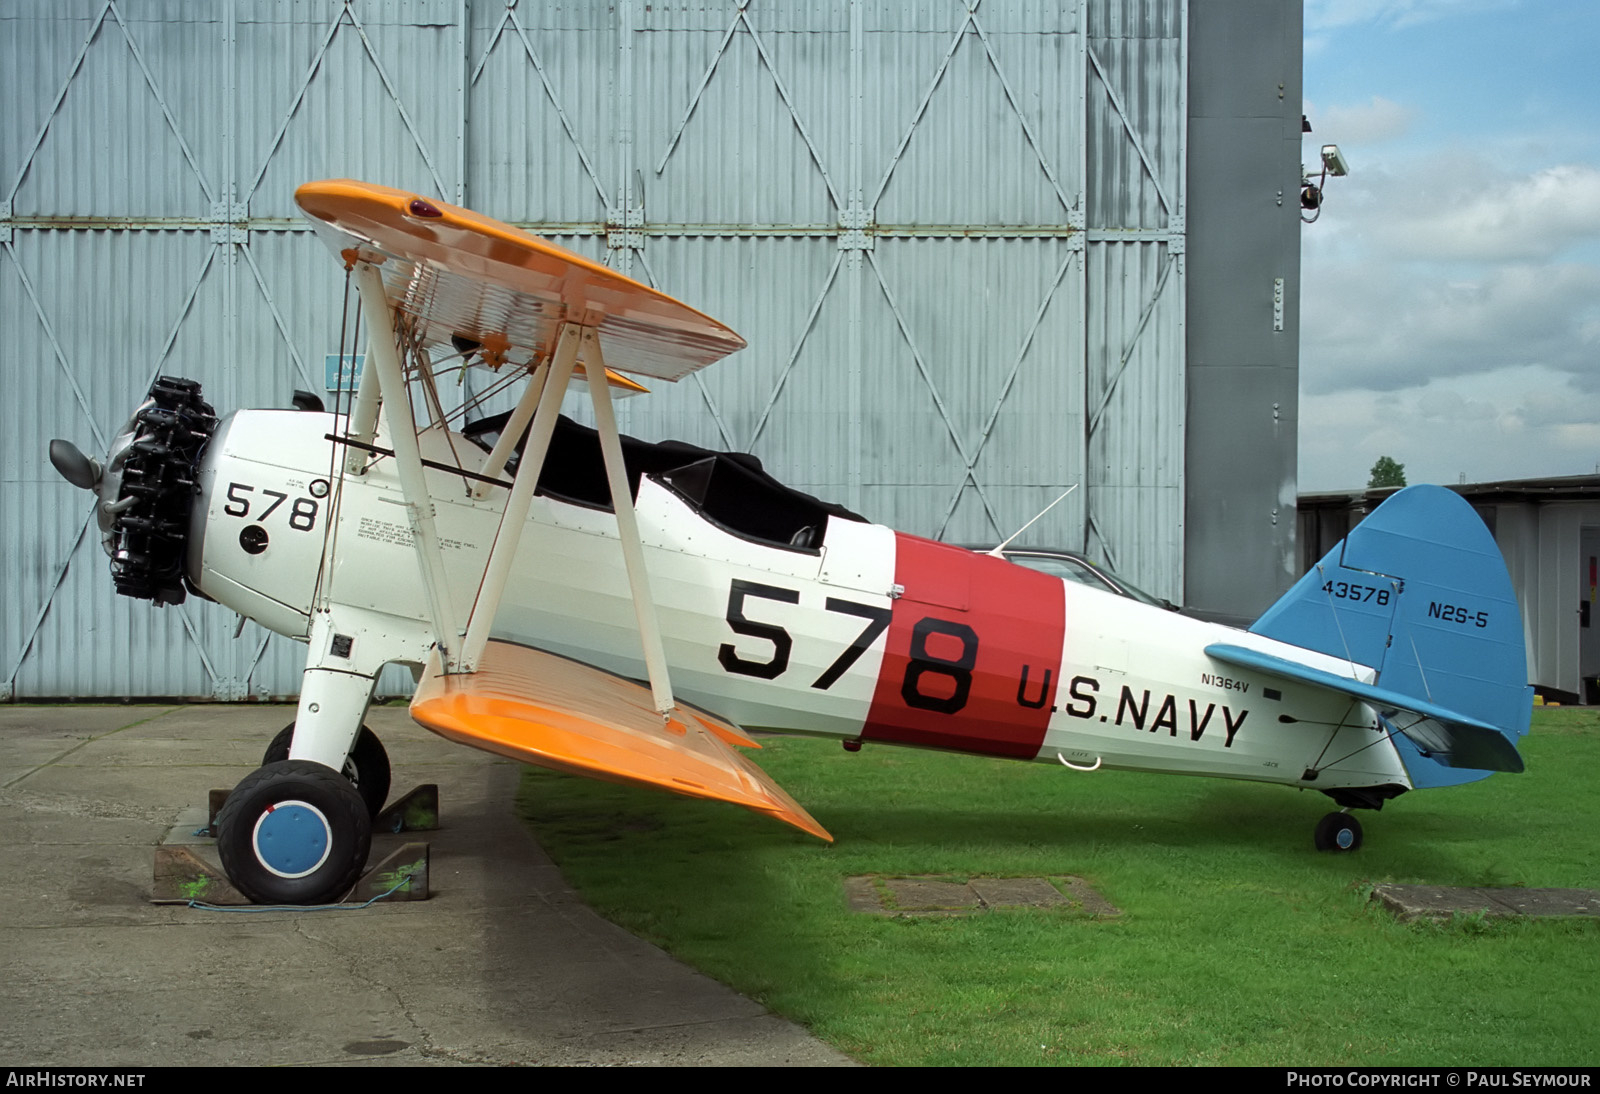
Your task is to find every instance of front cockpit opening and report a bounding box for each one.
[463,412,866,552]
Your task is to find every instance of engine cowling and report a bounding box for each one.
[100,377,217,605]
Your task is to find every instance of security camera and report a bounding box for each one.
[1321,144,1350,178]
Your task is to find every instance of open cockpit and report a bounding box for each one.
[463,412,865,552]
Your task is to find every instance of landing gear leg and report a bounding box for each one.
[216,612,388,903]
[284,663,379,772]
[1314,810,1363,852]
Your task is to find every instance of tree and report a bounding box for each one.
[1368,455,1407,489]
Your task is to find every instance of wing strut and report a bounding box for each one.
[471,361,549,498]
[451,320,674,713]
[353,261,462,660]
[458,325,579,672]
[583,326,675,715]
[344,330,380,475]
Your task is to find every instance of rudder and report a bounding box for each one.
[1250,486,1531,787]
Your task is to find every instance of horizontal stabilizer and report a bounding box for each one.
[410,640,830,840]
[1205,643,1524,774]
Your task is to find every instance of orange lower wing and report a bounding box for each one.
[409,641,831,841]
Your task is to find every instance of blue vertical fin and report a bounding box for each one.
[1246,486,1531,788]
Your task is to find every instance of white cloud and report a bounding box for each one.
[1301,259,1600,394]
[1312,152,1600,263]
[1313,96,1419,146]
[1302,150,1600,401]
[1299,365,1600,490]
[1298,2,1600,494]
[1377,164,1600,261]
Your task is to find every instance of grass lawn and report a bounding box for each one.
[515,706,1600,1066]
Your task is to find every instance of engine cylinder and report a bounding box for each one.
[107,377,216,605]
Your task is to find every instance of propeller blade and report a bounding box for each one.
[49,439,101,491]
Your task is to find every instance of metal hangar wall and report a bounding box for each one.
[1,0,1298,699]
[1184,0,1304,625]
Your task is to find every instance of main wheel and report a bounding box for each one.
[264,723,390,819]
[216,760,373,905]
[1314,811,1363,852]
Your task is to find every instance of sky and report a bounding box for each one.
[1297,0,1600,491]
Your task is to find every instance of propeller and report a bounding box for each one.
[49,439,101,491]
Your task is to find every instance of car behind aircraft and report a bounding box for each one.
[976,547,1177,611]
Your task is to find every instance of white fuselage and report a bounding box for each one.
[190,409,1413,795]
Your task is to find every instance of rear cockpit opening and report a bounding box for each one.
[462,412,866,553]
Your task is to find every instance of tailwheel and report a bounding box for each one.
[216,760,372,905]
[1313,811,1363,853]
[263,723,391,819]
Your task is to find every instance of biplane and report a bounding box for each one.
[49,181,1531,905]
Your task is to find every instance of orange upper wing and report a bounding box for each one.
[295,179,745,382]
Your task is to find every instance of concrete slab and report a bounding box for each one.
[884,877,979,914]
[1371,883,1600,922]
[968,877,1070,909]
[0,704,855,1066]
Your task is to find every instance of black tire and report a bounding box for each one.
[1313,811,1363,852]
[264,723,390,818]
[216,760,373,905]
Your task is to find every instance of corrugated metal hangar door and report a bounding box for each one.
[2,0,1185,699]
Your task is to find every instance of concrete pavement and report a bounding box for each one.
[0,703,855,1066]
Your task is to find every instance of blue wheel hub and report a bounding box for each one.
[1335,827,1355,850]
[251,800,333,878]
